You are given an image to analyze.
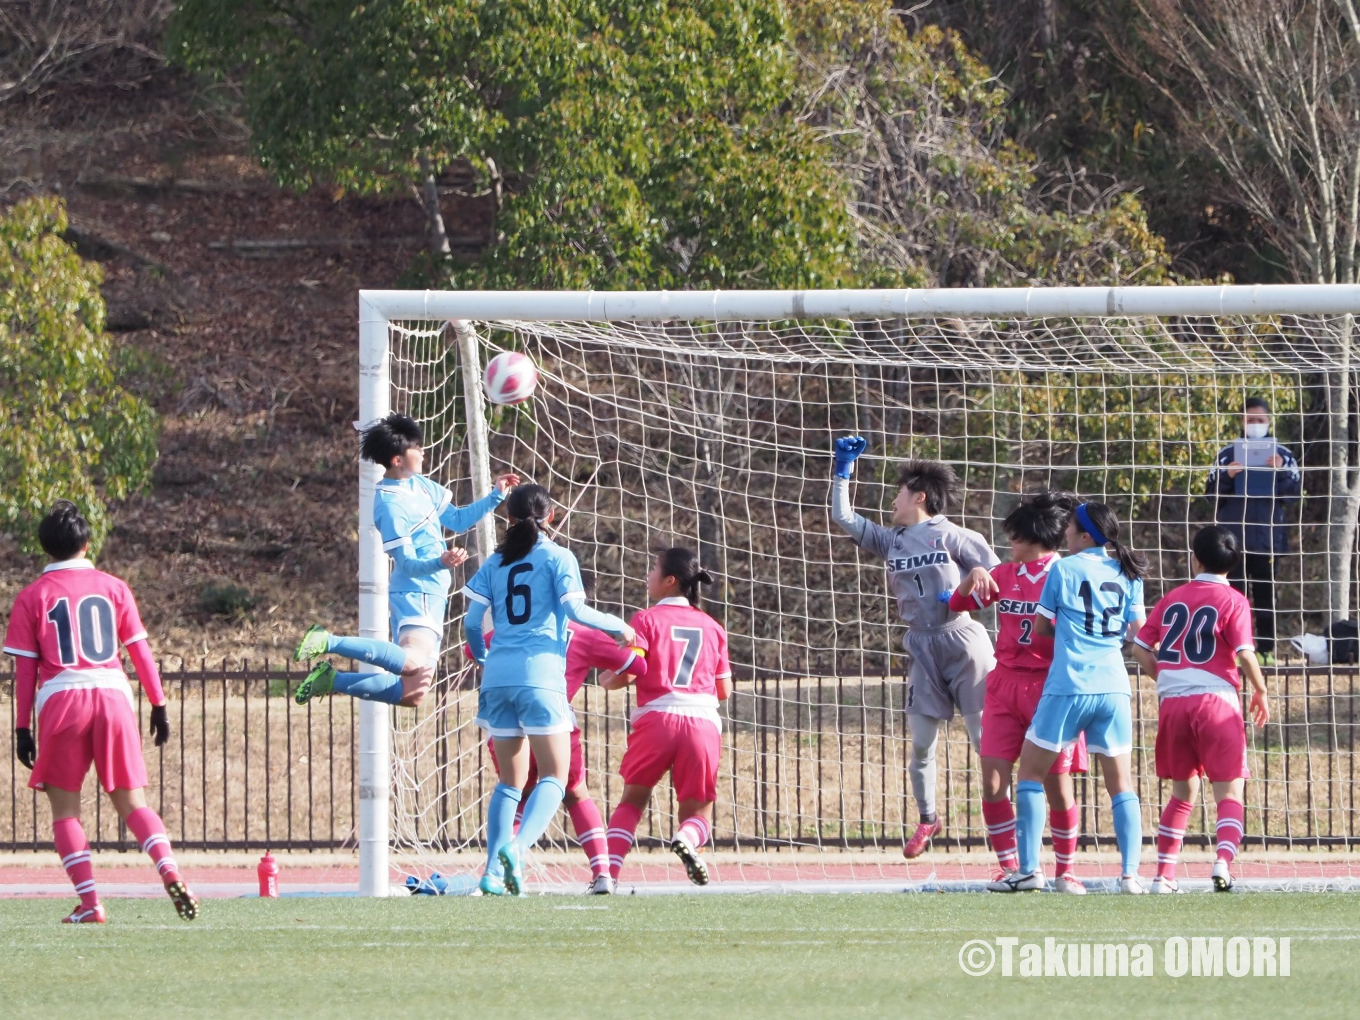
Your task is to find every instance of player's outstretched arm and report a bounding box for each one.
[438,472,520,534]
[561,597,635,647]
[829,435,891,553]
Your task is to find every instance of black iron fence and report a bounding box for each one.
[2,661,1357,853]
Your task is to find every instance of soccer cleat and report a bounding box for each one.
[990,867,1017,885]
[587,874,615,895]
[166,880,198,920]
[295,661,336,705]
[61,903,106,924]
[1149,876,1182,894]
[670,833,710,886]
[478,873,506,896]
[293,625,330,662]
[1119,874,1147,894]
[498,842,527,897]
[1211,859,1234,892]
[1053,873,1087,895]
[902,818,942,859]
[987,870,1044,893]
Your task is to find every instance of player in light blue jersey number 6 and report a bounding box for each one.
[462,484,636,896]
[990,501,1149,894]
[292,413,519,709]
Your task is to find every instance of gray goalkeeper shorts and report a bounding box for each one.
[902,619,995,720]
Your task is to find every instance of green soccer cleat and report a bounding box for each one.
[478,873,506,897]
[497,843,527,897]
[294,625,330,662]
[295,662,336,705]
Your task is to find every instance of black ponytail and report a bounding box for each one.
[1077,502,1148,581]
[498,483,552,565]
[657,547,714,608]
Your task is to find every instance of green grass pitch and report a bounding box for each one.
[1,893,1355,1018]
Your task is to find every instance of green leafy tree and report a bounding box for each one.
[169,0,855,289]
[790,0,1173,287]
[0,196,159,553]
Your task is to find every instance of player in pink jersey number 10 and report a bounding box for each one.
[596,548,732,889]
[3,502,196,924]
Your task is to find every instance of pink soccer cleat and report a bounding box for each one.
[61,903,106,924]
[902,819,942,859]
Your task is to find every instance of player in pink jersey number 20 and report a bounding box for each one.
[3,502,196,924]
[597,548,732,889]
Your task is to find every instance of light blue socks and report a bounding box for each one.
[514,776,566,851]
[1111,791,1143,876]
[485,783,522,878]
[332,671,405,705]
[326,635,409,675]
[1015,779,1046,875]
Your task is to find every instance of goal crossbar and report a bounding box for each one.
[361,284,1360,324]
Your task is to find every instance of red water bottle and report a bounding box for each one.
[258,853,279,898]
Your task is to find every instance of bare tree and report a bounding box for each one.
[0,0,172,104]
[1117,0,1360,619]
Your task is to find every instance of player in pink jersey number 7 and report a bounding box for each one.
[597,548,732,888]
[3,502,196,924]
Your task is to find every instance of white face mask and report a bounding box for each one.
[1244,421,1270,439]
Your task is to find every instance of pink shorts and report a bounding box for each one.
[486,727,586,791]
[31,688,148,793]
[619,712,721,803]
[980,669,1088,774]
[1156,693,1250,782]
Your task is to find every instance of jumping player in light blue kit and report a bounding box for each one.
[462,484,636,896]
[990,501,1149,894]
[293,413,518,708]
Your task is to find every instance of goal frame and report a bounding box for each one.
[356,283,1360,896]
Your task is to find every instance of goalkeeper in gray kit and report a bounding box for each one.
[830,436,999,857]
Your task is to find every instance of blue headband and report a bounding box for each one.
[1074,503,1109,546]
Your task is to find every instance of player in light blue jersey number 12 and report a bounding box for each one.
[293,413,518,709]
[461,484,636,896]
[990,501,1149,895]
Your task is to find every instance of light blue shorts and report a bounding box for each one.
[476,686,576,739]
[389,591,445,641]
[1026,691,1133,757]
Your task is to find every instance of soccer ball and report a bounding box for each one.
[483,351,537,405]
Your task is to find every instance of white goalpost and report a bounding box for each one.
[357,286,1360,896]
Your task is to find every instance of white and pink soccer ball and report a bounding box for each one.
[482,351,537,405]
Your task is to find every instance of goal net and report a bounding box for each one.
[360,288,1360,894]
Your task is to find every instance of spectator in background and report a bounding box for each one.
[1206,397,1301,663]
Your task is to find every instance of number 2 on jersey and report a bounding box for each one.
[669,626,704,688]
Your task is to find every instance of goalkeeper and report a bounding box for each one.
[830,436,999,858]
[293,413,518,708]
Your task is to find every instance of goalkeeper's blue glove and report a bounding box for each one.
[833,435,867,479]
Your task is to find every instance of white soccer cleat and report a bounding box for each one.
[1119,874,1147,894]
[1149,876,1181,894]
[1211,859,1234,892]
[1053,873,1087,895]
[988,870,1044,893]
[587,874,615,895]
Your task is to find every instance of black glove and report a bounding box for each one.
[15,728,35,770]
[149,704,170,747]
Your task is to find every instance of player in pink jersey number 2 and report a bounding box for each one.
[3,502,196,924]
[597,548,732,889]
